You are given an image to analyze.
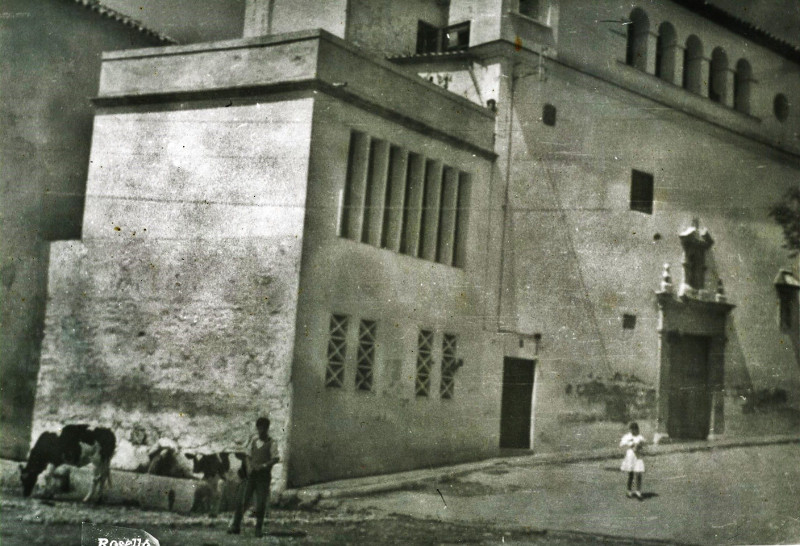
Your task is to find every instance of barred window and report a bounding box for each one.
[355,320,377,391]
[341,130,472,268]
[325,314,348,388]
[416,330,434,397]
[440,334,458,399]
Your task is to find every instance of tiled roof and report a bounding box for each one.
[70,0,178,44]
[670,0,800,64]
[387,50,474,64]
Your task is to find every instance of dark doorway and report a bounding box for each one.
[499,357,536,449]
[668,334,711,439]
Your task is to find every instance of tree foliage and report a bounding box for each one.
[769,187,800,256]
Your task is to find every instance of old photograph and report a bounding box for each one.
[1,0,799,544]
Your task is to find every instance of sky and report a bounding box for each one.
[100,0,800,47]
[99,0,244,42]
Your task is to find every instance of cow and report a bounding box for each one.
[19,424,116,503]
[145,438,194,479]
[185,451,247,516]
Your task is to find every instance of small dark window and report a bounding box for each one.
[519,0,540,19]
[542,104,557,126]
[774,93,790,122]
[443,22,470,51]
[630,170,654,214]
[416,21,440,54]
[416,21,470,54]
[622,314,637,330]
[779,293,792,330]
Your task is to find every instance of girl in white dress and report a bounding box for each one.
[619,422,645,498]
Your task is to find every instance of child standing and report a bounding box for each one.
[619,422,645,499]
[228,417,280,537]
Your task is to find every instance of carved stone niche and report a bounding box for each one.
[678,221,714,298]
[654,223,734,445]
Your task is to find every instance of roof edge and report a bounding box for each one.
[669,0,800,65]
[70,0,178,45]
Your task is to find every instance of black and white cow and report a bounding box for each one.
[19,424,116,503]
[185,451,247,516]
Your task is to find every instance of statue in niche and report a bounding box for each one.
[678,219,714,298]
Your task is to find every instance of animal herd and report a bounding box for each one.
[18,424,248,514]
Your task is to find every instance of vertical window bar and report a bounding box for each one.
[419,159,443,261]
[341,131,370,240]
[363,139,390,247]
[325,314,348,388]
[436,166,459,265]
[382,146,408,251]
[440,334,457,399]
[453,173,472,268]
[401,153,425,257]
[416,330,434,397]
[355,320,376,391]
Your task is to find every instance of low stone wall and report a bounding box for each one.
[1,460,202,513]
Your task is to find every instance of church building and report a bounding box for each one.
[32,0,800,491]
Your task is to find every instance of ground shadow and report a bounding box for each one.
[638,492,659,500]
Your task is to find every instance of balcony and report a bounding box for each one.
[416,21,470,55]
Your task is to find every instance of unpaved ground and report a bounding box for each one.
[0,494,679,545]
[345,444,800,546]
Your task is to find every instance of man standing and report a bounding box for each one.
[228,417,279,537]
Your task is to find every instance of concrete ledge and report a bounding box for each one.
[4,434,796,509]
[285,433,800,500]
[95,29,496,157]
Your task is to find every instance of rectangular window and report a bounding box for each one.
[436,166,459,265]
[417,21,470,54]
[341,131,370,239]
[780,296,792,330]
[630,170,654,214]
[443,22,470,52]
[401,152,425,257]
[518,0,541,19]
[381,146,408,251]
[453,173,472,268]
[419,160,443,261]
[325,314,348,388]
[440,334,458,399]
[416,21,440,54]
[416,330,434,397]
[362,139,390,246]
[622,314,637,330]
[355,320,377,391]
[778,287,797,331]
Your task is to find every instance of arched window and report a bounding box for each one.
[683,35,703,94]
[626,8,650,71]
[709,47,728,103]
[734,59,752,114]
[656,22,677,82]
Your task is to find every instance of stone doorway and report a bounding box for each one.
[654,223,735,443]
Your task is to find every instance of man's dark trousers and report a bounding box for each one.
[230,469,271,534]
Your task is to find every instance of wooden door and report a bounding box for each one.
[499,358,535,449]
[668,335,711,439]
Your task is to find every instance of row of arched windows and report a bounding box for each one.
[625,8,753,115]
